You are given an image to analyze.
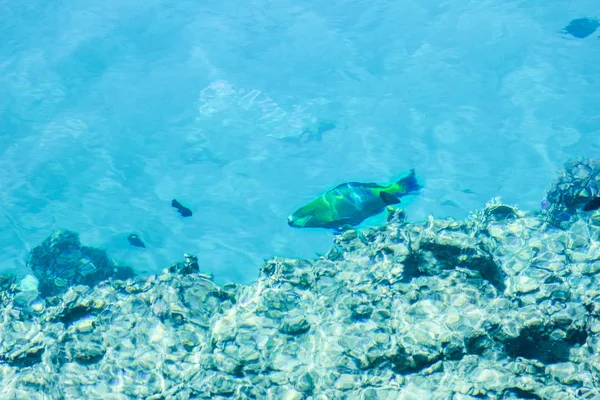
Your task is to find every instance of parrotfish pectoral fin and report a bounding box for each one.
[379,191,401,205]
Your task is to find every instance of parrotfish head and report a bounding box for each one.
[287,213,311,228]
[288,206,320,228]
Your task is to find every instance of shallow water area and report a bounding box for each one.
[1,166,600,399]
[2,2,600,398]
[2,1,600,284]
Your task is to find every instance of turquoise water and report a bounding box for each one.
[1,1,599,285]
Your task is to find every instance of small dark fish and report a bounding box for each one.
[562,17,600,39]
[583,197,600,212]
[172,199,193,217]
[128,234,146,248]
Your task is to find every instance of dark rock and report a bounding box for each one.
[543,158,600,227]
[502,324,588,364]
[279,315,310,335]
[502,387,542,399]
[2,346,44,368]
[28,230,134,298]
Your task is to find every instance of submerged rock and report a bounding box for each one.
[1,159,600,399]
[543,157,600,228]
[27,230,134,298]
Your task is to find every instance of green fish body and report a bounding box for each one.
[288,169,421,231]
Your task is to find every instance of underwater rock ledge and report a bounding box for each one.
[1,158,600,399]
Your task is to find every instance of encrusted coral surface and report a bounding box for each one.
[1,159,600,400]
[543,157,600,228]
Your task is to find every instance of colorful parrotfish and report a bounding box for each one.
[288,169,421,231]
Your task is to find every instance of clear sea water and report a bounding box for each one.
[1,0,599,285]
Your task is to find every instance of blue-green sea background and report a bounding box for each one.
[1,0,599,285]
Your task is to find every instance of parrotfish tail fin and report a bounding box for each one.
[392,169,422,195]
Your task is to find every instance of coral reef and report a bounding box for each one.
[1,158,600,399]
